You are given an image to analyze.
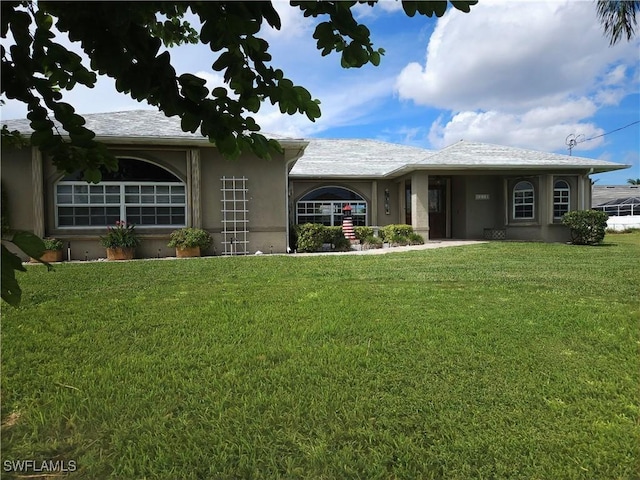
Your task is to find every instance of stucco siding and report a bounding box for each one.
[1,148,35,233]
[463,176,503,239]
[200,149,290,254]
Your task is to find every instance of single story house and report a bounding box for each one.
[1,110,628,259]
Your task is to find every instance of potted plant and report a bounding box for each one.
[30,237,64,263]
[167,227,212,257]
[100,220,140,260]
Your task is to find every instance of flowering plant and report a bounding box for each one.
[100,221,140,248]
[42,237,63,250]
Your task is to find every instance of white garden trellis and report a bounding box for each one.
[220,176,249,255]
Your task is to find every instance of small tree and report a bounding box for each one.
[562,210,609,245]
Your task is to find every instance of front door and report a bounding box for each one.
[428,183,447,239]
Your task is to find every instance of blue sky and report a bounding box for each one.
[2,0,639,184]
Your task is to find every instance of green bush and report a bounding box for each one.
[324,226,351,251]
[354,226,374,240]
[296,223,326,252]
[323,226,342,244]
[380,224,414,243]
[362,235,383,249]
[168,227,213,249]
[43,237,63,250]
[295,224,354,252]
[407,232,425,245]
[562,210,608,245]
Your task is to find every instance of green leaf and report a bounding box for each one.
[30,129,54,147]
[83,168,102,184]
[402,1,418,17]
[305,100,321,122]
[1,243,25,307]
[370,51,381,66]
[181,112,200,133]
[245,95,260,113]
[212,87,228,98]
[11,231,46,260]
[451,1,479,14]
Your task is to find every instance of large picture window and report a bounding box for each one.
[513,181,535,219]
[55,158,186,228]
[553,180,570,219]
[296,186,367,226]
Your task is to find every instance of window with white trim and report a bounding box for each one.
[296,186,367,226]
[553,180,570,219]
[513,181,535,219]
[55,158,186,228]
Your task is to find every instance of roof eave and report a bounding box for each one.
[289,173,388,179]
[93,135,309,150]
[385,163,631,177]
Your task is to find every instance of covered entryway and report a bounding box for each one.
[428,178,450,239]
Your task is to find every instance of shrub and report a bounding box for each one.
[407,232,425,245]
[322,226,350,251]
[168,228,213,249]
[362,235,383,249]
[562,210,608,245]
[43,237,63,250]
[295,224,354,252]
[380,224,414,243]
[296,223,325,252]
[354,226,374,240]
[100,221,140,248]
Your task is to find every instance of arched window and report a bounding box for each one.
[553,180,570,219]
[55,158,186,227]
[513,181,534,219]
[296,186,367,226]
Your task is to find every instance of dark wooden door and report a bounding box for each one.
[428,184,446,239]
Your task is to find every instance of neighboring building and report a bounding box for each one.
[592,185,640,231]
[1,110,629,259]
[592,185,640,216]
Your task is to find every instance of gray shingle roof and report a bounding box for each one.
[592,185,640,205]
[291,139,628,177]
[289,138,435,177]
[2,109,297,142]
[3,110,628,176]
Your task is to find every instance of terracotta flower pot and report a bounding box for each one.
[30,249,63,263]
[106,247,135,261]
[176,246,201,258]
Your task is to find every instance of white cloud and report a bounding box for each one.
[192,70,228,94]
[353,0,404,19]
[428,108,605,152]
[397,1,638,111]
[395,0,639,152]
[261,1,314,40]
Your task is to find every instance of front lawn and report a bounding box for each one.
[2,234,639,479]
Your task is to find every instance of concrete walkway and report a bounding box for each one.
[291,240,487,256]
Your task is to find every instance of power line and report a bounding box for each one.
[581,120,640,143]
[565,120,640,155]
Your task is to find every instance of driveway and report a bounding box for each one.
[291,240,487,256]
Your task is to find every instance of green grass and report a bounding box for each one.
[2,234,639,479]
